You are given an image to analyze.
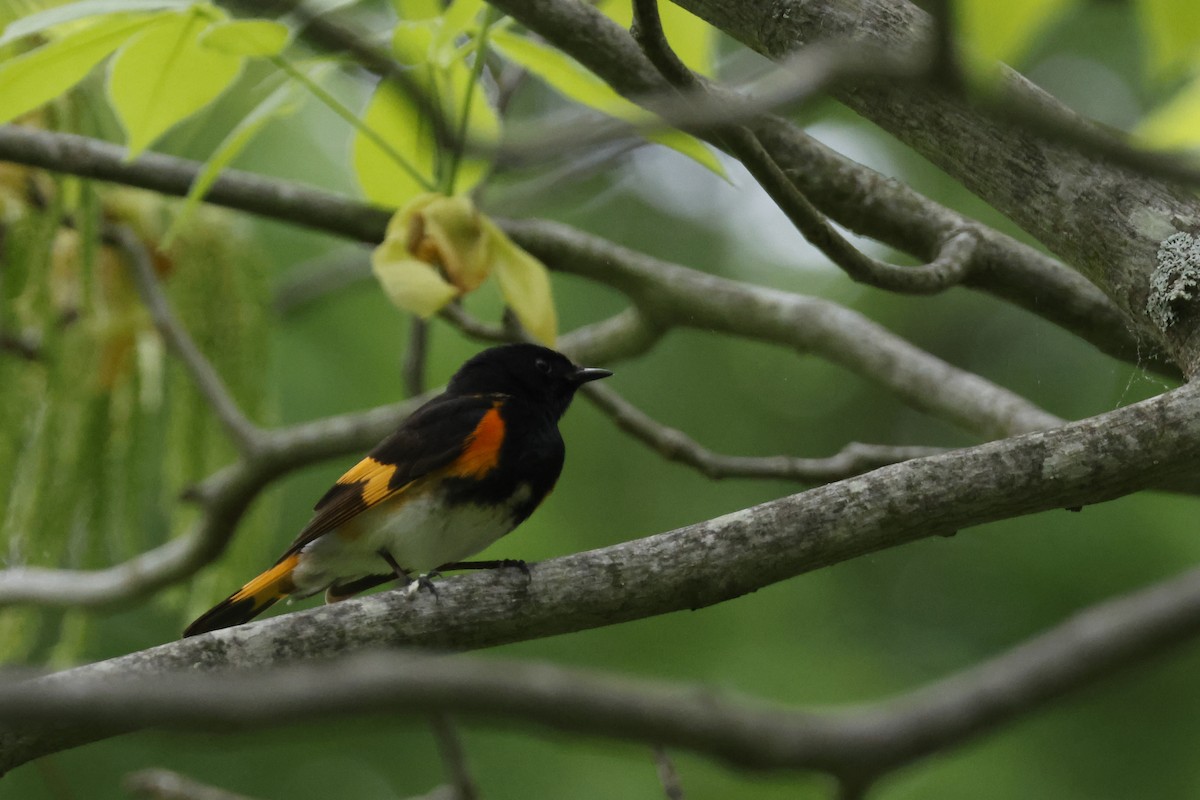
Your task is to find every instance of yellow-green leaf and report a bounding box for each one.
[0,0,187,47]
[596,0,714,76]
[490,29,724,179]
[393,19,436,65]
[645,129,726,176]
[491,29,616,113]
[1138,75,1200,150]
[107,9,245,157]
[956,0,1074,68]
[1138,0,1200,80]
[372,223,460,318]
[200,19,289,57]
[482,217,556,345]
[434,0,484,65]
[0,12,166,125]
[391,0,441,21]
[353,49,496,204]
[352,80,438,206]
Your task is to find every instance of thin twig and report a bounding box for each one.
[652,747,685,800]
[404,317,429,397]
[506,218,1062,439]
[429,715,480,800]
[0,330,41,360]
[107,224,262,454]
[583,382,945,483]
[123,769,260,800]
[438,304,511,343]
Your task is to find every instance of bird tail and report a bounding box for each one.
[183,553,300,637]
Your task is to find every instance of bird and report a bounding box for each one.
[183,343,612,637]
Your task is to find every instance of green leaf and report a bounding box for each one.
[0,0,188,48]
[1137,75,1200,149]
[392,19,436,65]
[956,0,1075,68]
[199,19,289,57]
[0,12,166,125]
[391,0,441,21]
[107,8,245,157]
[482,216,556,345]
[644,129,726,176]
[1138,0,1200,80]
[352,80,439,206]
[490,29,725,179]
[596,0,714,76]
[434,0,484,64]
[353,43,497,204]
[163,77,304,246]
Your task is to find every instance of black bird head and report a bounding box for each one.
[448,344,612,419]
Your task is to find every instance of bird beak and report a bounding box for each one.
[571,366,613,384]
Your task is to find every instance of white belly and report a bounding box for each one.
[291,484,531,595]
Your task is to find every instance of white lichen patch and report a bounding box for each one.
[1147,232,1200,332]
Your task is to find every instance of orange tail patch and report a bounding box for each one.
[183,554,300,638]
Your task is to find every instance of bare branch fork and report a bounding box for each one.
[631,0,978,295]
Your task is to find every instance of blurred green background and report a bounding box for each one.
[5,0,1200,798]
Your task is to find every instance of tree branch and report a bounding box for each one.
[10,555,1200,783]
[0,126,392,243]
[124,769,260,800]
[666,0,1200,371]
[630,0,981,296]
[583,382,946,482]
[0,114,1164,375]
[506,218,1062,439]
[0,301,657,608]
[480,0,1178,375]
[3,379,1199,770]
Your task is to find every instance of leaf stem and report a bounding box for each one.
[271,55,435,192]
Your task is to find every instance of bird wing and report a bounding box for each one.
[279,393,507,559]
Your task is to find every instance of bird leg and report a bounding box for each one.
[378,549,438,599]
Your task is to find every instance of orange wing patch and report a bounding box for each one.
[336,456,398,506]
[450,403,505,478]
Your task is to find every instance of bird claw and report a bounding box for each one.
[402,573,439,601]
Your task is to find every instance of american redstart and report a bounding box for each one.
[183,344,612,637]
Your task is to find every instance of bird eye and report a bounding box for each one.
[535,358,551,374]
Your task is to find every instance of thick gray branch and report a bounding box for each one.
[8,554,1200,783]
[479,0,1173,375]
[667,0,1200,371]
[3,380,1199,771]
